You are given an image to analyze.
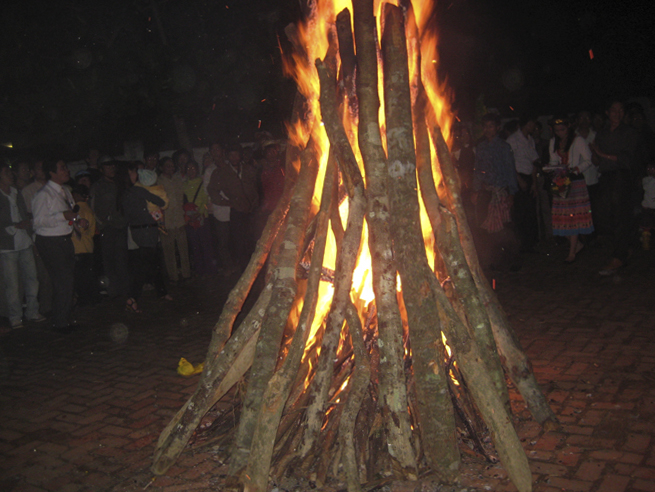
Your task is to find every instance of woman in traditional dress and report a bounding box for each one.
[548,117,594,262]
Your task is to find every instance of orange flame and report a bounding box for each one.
[284,0,455,362]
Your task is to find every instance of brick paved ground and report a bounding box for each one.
[1,240,654,492]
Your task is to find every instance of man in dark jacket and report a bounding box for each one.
[90,161,129,298]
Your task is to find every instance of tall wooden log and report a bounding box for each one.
[429,124,555,426]
[339,300,372,492]
[230,142,320,476]
[429,275,532,492]
[298,56,368,460]
[152,129,302,474]
[243,151,337,492]
[352,0,417,473]
[152,282,274,475]
[412,84,510,413]
[381,4,459,481]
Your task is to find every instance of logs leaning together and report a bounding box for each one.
[152,2,555,492]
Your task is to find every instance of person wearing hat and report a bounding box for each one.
[74,169,93,190]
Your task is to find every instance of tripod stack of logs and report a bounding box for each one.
[152,1,555,491]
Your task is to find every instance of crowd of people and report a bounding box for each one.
[451,100,654,273]
[2,98,654,333]
[1,140,285,331]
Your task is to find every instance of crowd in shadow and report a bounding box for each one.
[1,139,285,332]
[2,99,654,333]
[452,100,654,274]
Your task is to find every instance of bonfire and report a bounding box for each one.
[152,1,555,491]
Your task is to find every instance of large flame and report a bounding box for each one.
[283,0,454,350]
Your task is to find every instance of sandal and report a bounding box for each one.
[126,298,142,313]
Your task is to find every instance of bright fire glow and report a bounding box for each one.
[284,0,454,366]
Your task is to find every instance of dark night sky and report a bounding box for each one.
[1,0,653,158]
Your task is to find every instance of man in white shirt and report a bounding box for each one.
[1,162,45,329]
[32,159,84,333]
[507,116,540,252]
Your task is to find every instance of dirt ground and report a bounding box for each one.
[1,238,655,492]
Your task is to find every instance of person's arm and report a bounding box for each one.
[571,137,592,174]
[135,186,166,208]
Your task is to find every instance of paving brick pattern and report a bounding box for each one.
[1,242,654,491]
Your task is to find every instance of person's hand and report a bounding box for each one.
[15,219,31,229]
[77,218,89,229]
[63,210,77,221]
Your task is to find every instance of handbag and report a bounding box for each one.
[183,184,204,229]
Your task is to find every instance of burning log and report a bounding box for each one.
[381,3,459,481]
[152,2,551,492]
[352,0,417,475]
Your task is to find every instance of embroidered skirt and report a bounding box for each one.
[552,179,594,236]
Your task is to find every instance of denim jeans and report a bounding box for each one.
[0,247,40,324]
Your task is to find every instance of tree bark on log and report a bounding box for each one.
[381,4,459,481]
[243,151,337,492]
[151,282,273,475]
[230,143,320,476]
[152,138,301,474]
[339,300,372,492]
[429,275,532,492]
[352,0,417,473]
[298,56,368,461]
[429,125,555,427]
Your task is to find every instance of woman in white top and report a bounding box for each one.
[548,117,594,262]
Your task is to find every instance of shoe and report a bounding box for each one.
[27,314,47,323]
[125,298,142,313]
[599,258,624,276]
[11,320,24,329]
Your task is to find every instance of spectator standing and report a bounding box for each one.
[591,100,639,275]
[158,157,191,282]
[575,111,600,241]
[32,160,85,332]
[473,113,520,270]
[183,161,216,276]
[0,161,44,329]
[639,163,655,250]
[207,144,259,272]
[20,159,52,314]
[91,161,130,299]
[204,143,233,272]
[548,118,594,263]
[122,163,171,312]
[21,160,47,216]
[144,150,159,171]
[71,184,100,307]
[13,161,32,191]
[172,149,192,181]
[507,116,540,252]
[253,142,285,239]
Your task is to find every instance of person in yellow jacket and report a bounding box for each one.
[71,184,100,306]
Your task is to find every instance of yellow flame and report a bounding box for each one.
[286,0,455,370]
